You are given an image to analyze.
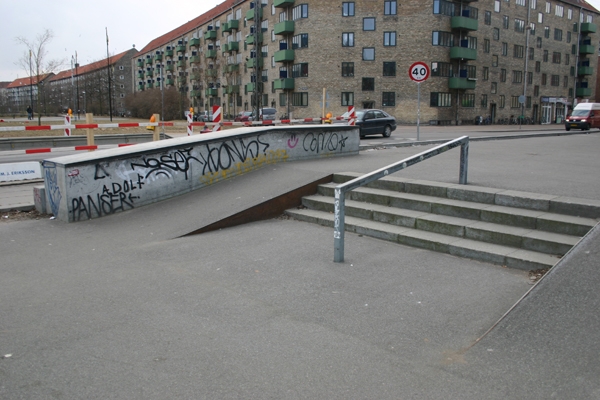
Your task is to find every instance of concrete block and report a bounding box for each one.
[495,190,557,211]
[415,214,466,237]
[432,199,483,220]
[465,221,530,248]
[504,249,559,270]
[404,180,450,197]
[536,213,597,236]
[522,230,580,256]
[480,205,544,229]
[549,196,600,219]
[446,184,503,204]
[33,185,46,214]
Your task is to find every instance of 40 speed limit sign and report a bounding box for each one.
[409,61,430,82]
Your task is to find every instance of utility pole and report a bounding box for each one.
[252,0,262,120]
[29,50,33,117]
[75,51,80,121]
[106,27,113,121]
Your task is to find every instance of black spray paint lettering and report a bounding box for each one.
[71,175,144,221]
[198,136,270,175]
[303,132,349,153]
[130,148,200,180]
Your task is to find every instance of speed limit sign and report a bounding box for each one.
[409,61,430,82]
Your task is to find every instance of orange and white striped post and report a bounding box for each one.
[212,105,222,132]
[64,109,72,136]
[348,106,356,126]
[187,107,194,136]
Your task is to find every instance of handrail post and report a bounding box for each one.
[459,139,469,185]
[334,187,345,262]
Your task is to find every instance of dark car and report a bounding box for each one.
[355,109,397,138]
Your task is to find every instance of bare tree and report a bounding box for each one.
[15,29,64,125]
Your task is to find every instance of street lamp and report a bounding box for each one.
[82,91,86,114]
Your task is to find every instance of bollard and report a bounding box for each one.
[64,109,72,136]
[152,114,160,141]
[86,113,94,147]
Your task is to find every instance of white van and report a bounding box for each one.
[565,103,600,131]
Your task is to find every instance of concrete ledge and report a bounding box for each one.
[41,125,359,222]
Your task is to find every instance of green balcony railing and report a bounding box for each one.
[176,45,186,53]
[165,49,174,57]
[274,20,295,35]
[137,72,144,79]
[451,16,478,31]
[274,49,295,62]
[223,41,239,53]
[274,0,294,7]
[204,30,217,40]
[450,46,477,60]
[165,64,174,72]
[147,83,154,89]
[145,70,153,77]
[245,82,255,92]
[448,77,476,90]
[145,58,153,65]
[578,66,593,75]
[189,56,201,64]
[274,78,295,90]
[246,7,262,21]
[223,20,239,33]
[226,63,239,73]
[206,49,217,59]
[246,57,264,68]
[577,87,592,97]
[579,44,595,54]
[205,88,218,96]
[154,54,163,61]
[245,33,263,45]
[189,38,201,47]
[137,61,144,67]
[226,85,240,94]
[177,60,186,68]
[190,90,202,97]
[165,78,174,86]
[581,22,597,33]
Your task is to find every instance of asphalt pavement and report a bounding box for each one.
[1,124,599,399]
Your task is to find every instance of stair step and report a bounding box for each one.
[302,195,580,256]
[285,207,559,270]
[317,183,597,236]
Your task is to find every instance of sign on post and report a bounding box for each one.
[408,62,430,141]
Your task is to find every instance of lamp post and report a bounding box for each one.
[82,91,86,114]
[75,52,80,120]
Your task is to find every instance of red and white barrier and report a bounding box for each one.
[187,112,193,136]
[212,105,222,132]
[64,115,72,136]
[0,121,172,132]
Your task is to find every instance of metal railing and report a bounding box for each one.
[333,136,469,262]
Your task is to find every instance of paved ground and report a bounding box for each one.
[1,125,599,399]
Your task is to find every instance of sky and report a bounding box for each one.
[0,0,223,82]
[2,0,600,83]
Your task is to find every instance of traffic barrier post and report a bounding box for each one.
[86,113,94,147]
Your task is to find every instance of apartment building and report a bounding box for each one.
[134,0,599,124]
[5,74,54,114]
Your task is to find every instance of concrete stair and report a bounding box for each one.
[285,172,600,270]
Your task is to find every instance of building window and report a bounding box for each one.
[383,32,396,46]
[536,37,542,48]
[484,39,490,53]
[528,71,533,84]
[555,5,564,17]
[491,82,497,94]
[363,17,376,31]
[430,92,452,107]
[564,75,569,87]
[342,2,354,16]
[382,92,395,106]
[292,4,308,20]
[535,61,541,72]
[494,0,500,12]
[481,94,488,107]
[552,52,561,63]
[551,74,560,86]
[461,94,475,107]
[554,28,562,41]
[512,70,523,83]
[279,93,287,106]
[503,15,509,29]
[545,1,551,13]
[341,62,354,77]
[492,55,498,67]
[432,31,454,46]
[502,42,508,56]
[342,32,354,47]
[341,92,354,106]
[383,61,396,76]
[431,61,453,77]
[384,0,397,15]
[362,77,375,91]
[534,85,540,96]
[543,50,548,62]
[511,96,520,108]
[501,69,507,82]
[493,28,500,40]
[119,66,124,70]
[541,73,547,85]
[515,18,525,32]
[565,54,570,65]
[514,45,524,58]
[567,31,571,43]
[499,95,505,108]
[544,26,550,38]
[362,47,375,60]
[485,11,492,25]
[292,33,308,49]
[292,92,308,106]
[516,0,526,5]
[292,63,308,77]
[568,8,573,19]
[482,66,489,80]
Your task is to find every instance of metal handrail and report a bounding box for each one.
[333,136,470,262]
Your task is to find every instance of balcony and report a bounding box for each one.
[165,78,174,86]
[223,41,239,53]
[223,19,239,33]
[579,44,595,54]
[146,70,153,77]
[246,7,262,21]
[245,33,263,45]
[274,0,294,7]
[204,30,217,40]
[206,69,218,77]
[206,88,218,96]
[177,76,187,85]
[451,16,478,31]
[448,77,476,90]
[137,60,144,67]
[245,82,256,92]
[226,85,240,94]
[206,49,217,59]
[274,49,295,62]
[137,72,144,79]
[165,64,174,72]
[274,20,295,35]
[578,66,593,75]
[177,60,186,68]
[581,22,597,34]
[274,78,294,90]
[189,38,201,47]
[189,56,201,64]
[577,87,592,97]
[450,46,477,60]
[176,45,186,53]
[147,83,154,89]
[145,58,153,65]
[165,49,174,57]
[226,63,239,73]
[154,54,163,61]
[190,90,202,97]
[246,57,264,68]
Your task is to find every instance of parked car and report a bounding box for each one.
[355,109,397,138]
[234,111,253,122]
[251,107,277,121]
[197,111,213,122]
[565,102,600,131]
